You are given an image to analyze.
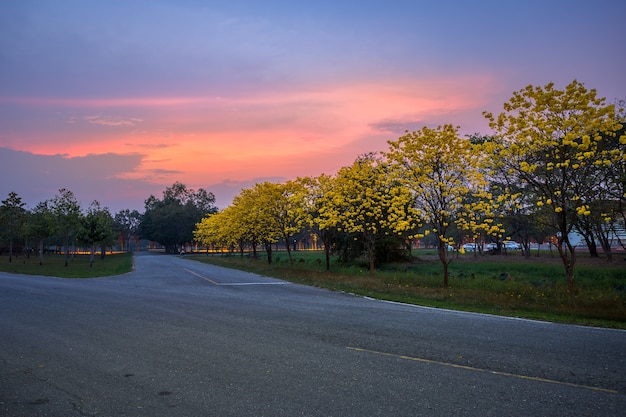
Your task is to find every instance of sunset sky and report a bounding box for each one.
[1,0,625,213]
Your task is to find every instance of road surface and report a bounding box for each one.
[1,252,624,416]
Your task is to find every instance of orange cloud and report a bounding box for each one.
[4,73,499,189]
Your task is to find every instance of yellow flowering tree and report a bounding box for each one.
[385,124,489,287]
[259,180,310,264]
[225,185,274,260]
[484,80,624,289]
[306,173,338,271]
[318,153,417,274]
[194,207,243,254]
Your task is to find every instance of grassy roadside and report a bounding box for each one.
[190,250,626,329]
[0,252,133,278]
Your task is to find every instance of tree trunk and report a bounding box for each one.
[582,233,599,257]
[438,241,450,287]
[368,248,375,275]
[325,246,331,272]
[594,222,613,263]
[89,244,95,268]
[38,239,44,266]
[283,233,294,264]
[265,242,273,264]
[322,230,332,271]
[251,239,258,259]
[557,235,576,291]
[64,236,70,267]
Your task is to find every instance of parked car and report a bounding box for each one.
[462,243,478,251]
[485,242,498,250]
[503,241,522,250]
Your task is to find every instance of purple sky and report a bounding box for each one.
[1,0,625,213]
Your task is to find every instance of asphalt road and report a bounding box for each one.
[1,252,624,417]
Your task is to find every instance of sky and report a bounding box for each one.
[1,0,625,213]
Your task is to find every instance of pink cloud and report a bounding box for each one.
[3,72,500,204]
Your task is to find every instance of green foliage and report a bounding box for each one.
[140,182,217,253]
[0,191,27,262]
[22,201,54,265]
[49,188,82,267]
[114,209,141,252]
[76,201,115,267]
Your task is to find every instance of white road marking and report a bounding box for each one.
[184,268,288,286]
[184,268,220,285]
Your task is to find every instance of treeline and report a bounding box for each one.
[0,182,218,267]
[194,81,626,289]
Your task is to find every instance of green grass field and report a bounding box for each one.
[0,252,133,278]
[190,249,626,329]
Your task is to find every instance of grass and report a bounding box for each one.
[0,252,133,278]
[190,250,626,329]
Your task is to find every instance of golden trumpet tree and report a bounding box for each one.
[226,185,272,259]
[484,80,624,290]
[306,173,339,271]
[318,153,417,274]
[258,180,310,264]
[385,124,492,287]
[194,207,242,254]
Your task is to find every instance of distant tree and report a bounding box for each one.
[23,201,54,265]
[484,80,624,289]
[0,191,26,262]
[114,209,141,252]
[77,201,114,267]
[305,174,338,271]
[254,180,310,264]
[231,183,281,263]
[140,182,217,253]
[194,210,230,253]
[49,188,82,267]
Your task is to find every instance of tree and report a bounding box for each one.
[140,182,217,253]
[228,183,282,264]
[23,201,54,265]
[114,209,141,252]
[0,191,26,262]
[195,211,227,253]
[385,125,490,287]
[306,174,338,271]
[318,153,417,274]
[484,80,624,290]
[77,201,114,267]
[253,180,310,264]
[49,188,82,267]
